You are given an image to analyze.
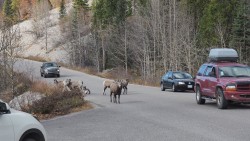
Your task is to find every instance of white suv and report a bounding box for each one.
[0,100,47,141]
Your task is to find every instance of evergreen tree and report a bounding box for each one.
[197,0,238,47]
[11,0,20,21]
[59,0,66,19]
[74,0,88,10]
[3,0,14,24]
[92,0,132,28]
[230,0,250,63]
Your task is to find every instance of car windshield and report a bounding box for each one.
[44,63,58,67]
[173,72,192,79]
[219,66,250,77]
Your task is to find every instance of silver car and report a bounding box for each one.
[40,62,60,78]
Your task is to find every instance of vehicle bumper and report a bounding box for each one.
[224,91,250,103]
[45,72,59,76]
[175,84,194,91]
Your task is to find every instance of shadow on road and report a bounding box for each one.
[204,102,250,110]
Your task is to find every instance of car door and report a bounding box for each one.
[166,72,174,88]
[207,67,218,97]
[0,112,14,141]
[202,66,213,96]
[162,72,169,88]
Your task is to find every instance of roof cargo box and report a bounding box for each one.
[208,48,238,62]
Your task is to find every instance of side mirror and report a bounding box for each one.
[0,101,10,115]
[58,66,61,67]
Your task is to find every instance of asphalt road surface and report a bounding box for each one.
[15,59,250,141]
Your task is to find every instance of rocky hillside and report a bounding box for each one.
[0,0,73,20]
[17,0,93,64]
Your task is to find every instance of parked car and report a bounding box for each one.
[160,71,195,92]
[0,100,47,141]
[195,48,250,109]
[40,62,60,78]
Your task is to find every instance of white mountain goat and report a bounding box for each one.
[54,79,71,91]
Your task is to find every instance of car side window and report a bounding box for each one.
[164,72,169,79]
[211,67,217,77]
[204,66,216,77]
[197,65,207,76]
[168,72,173,79]
[204,66,212,76]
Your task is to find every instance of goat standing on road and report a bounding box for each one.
[103,80,115,95]
[116,79,129,94]
[110,82,122,104]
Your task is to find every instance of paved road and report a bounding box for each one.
[15,59,250,141]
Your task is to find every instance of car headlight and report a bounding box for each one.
[45,69,48,73]
[178,82,185,85]
[226,84,236,91]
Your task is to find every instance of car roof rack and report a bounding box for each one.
[208,48,238,63]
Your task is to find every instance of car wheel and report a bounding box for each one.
[172,84,176,92]
[196,86,205,104]
[216,88,228,109]
[40,73,43,77]
[161,83,165,91]
[57,74,60,77]
[43,74,47,78]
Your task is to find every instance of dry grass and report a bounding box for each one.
[30,81,58,96]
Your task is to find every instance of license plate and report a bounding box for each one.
[188,85,193,88]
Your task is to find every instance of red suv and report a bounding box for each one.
[195,48,250,109]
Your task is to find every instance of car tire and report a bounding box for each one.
[172,84,176,92]
[40,73,43,77]
[216,88,228,109]
[43,74,47,78]
[161,83,165,91]
[196,86,205,104]
[57,74,60,77]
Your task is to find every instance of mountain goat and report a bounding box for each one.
[116,79,129,94]
[103,80,115,95]
[110,82,122,104]
[54,78,71,91]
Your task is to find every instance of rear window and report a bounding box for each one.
[219,66,250,77]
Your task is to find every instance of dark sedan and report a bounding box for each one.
[40,62,60,78]
[160,71,194,92]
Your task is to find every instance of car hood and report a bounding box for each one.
[45,67,59,70]
[219,77,250,84]
[175,79,194,82]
